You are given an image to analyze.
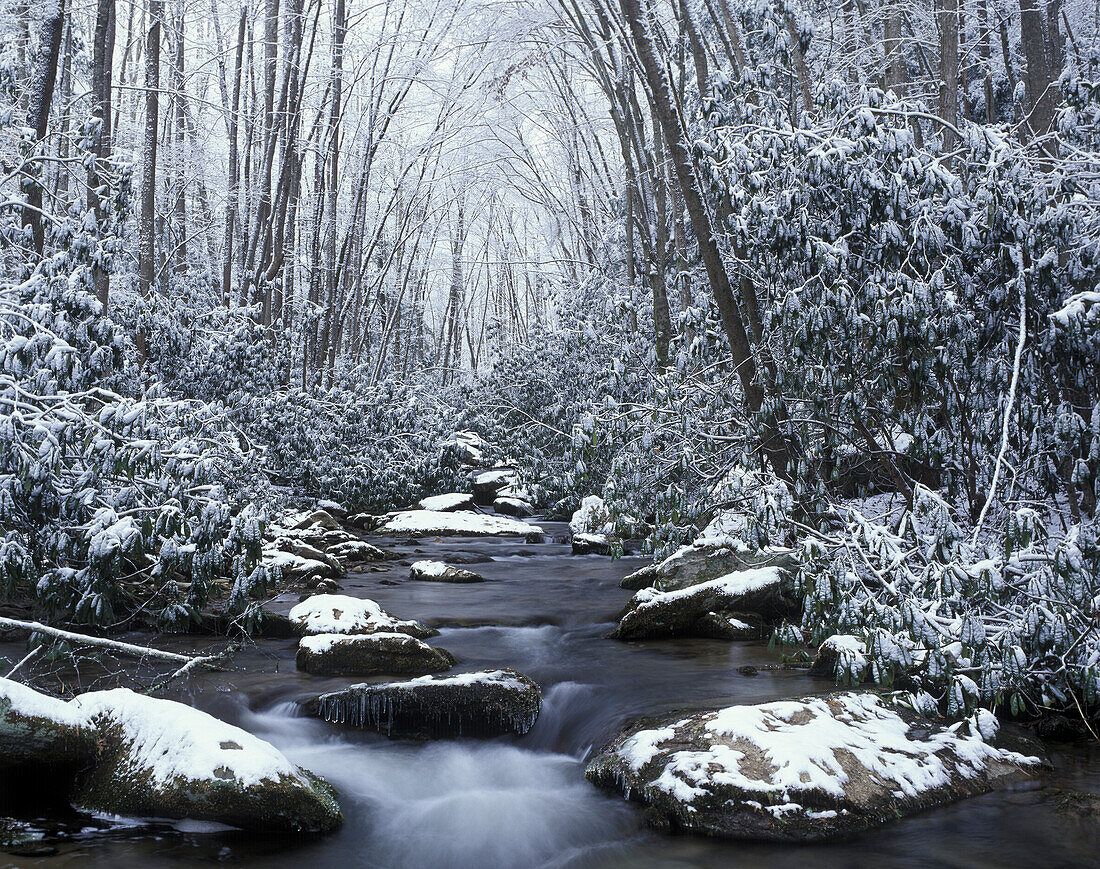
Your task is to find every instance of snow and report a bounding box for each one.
[410,560,450,577]
[0,676,84,725]
[289,594,416,635]
[299,631,424,655]
[418,493,474,511]
[474,469,517,486]
[363,669,525,690]
[381,510,541,536]
[631,567,784,610]
[70,689,305,788]
[262,549,329,576]
[618,693,1040,807]
[570,495,611,536]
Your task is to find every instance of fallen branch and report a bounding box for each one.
[0,616,221,676]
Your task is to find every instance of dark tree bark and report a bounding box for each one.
[138,0,162,355]
[1020,0,1056,139]
[21,0,67,256]
[89,0,116,308]
[223,5,246,305]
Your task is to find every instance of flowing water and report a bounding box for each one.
[6,522,1100,868]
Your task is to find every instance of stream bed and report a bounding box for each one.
[6,522,1100,868]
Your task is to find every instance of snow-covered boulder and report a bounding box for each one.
[619,542,796,591]
[409,560,486,583]
[327,539,387,564]
[262,548,339,585]
[572,532,611,555]
[70,689,341,833]
[610,567,795,641]
[288,594,436,639]
[494,495,534,517]
[379,510,542,540]
[279,509,341,533]
[418,492,477,512]
[295,633,455,677]
[570,495,612,537]
[0,677,95,778]
[315,668,541,739]
[472,468,519,505]
[586,692,1040,842]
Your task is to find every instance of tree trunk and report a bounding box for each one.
[89,0,116,309]
[21,0,67,256]
[1020,0,1056,139]
[224,5,246,305]
[138,0,162,356]
[940,0,960,151]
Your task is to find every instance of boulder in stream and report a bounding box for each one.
[0,678,96,785]
[296,633,456,677]
[70,689,341,833]
[409,560,487,583]
[586,691,1041,842]
[472,469,519,505]
[620,542,797,592]
[288,594,437,639]
[379,510,542,541]
[610,566,796,640]
[314,668,541,738]
[419,492,477,512]
[494,496,535,518]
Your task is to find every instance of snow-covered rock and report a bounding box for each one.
[262,548,338,585]
[315,668,541,739]
[379,509,542,539]
[444,430,488,467]
[610,567,795,641]
[619,541,796,591]
[572,532,610,555]
[418,492,476,512]
[472,468,520,505]
[586,692,1041,842]
[288,594,436,639]
[0,677,95,777]
[494,495,534,517]
[295,633,455,677]
[70,689,340,833]
[569,495,612,536]
[279,509,341,533]
[409,560,486,583]
[327,539,387,564]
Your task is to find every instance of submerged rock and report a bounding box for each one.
[70,689,341,833]
[0,678,95,783]
[419,492,477,512]
[610,566,796,640]
[409,560,486,583]
[315,668,541,738]
[295,633,456,677]
[620,542,797,592]
[380,510,542,541]
[288,594,436,639]
[586,692,1040,842]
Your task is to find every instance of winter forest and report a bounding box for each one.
[0,0,1099,862]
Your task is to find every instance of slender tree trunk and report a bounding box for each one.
[940,0,960,152]
[21,0,67,256]
[979,0,995,122]
[170,8,187,276]
[89,0,116,308]
[1020,0,1056,139]
[138,0,163,357]
[224,5,245,305]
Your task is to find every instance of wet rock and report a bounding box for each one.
[586,692,1040,842]
[314,668,541,738]
[472,469,519,505]
[347,513,382,532]
[289,594,437,640]
[419,492,477,512]
[380,510,542,541]
[610,567,796,641]
[0,678,95,787]
[295,633,455,677]
[620,542,797,592]
[70,689,341,833]
[409,560,487,583]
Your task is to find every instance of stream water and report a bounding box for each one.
[6,521,1100,868]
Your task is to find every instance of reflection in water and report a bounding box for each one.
[7,525,1100,868]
